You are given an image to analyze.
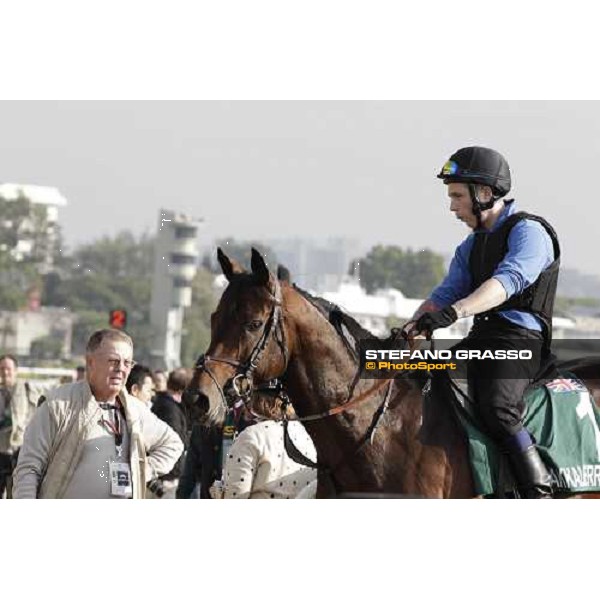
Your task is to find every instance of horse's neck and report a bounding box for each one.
[280,289,445,494]
[283,288,374,415]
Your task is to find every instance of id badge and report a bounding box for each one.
[109,460,133,498]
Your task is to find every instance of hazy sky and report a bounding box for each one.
[1,101,598,275]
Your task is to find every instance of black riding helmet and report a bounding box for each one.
[437,146,512,227]
[437,146,511,197]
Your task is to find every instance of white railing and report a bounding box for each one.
[17,367,77,379]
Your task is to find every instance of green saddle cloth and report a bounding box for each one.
[453,373,600,497]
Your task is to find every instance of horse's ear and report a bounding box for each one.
[277,264,291,283]
[217,247,244,281]
[250,247,270,286]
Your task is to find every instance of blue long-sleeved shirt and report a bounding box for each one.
[430,200,555,331]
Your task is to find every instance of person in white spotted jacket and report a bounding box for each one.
[216,395,317,499]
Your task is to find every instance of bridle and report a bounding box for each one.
[193,277,288,411]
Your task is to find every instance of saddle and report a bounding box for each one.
[420,358,600,497]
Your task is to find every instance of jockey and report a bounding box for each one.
[403,146,560,498]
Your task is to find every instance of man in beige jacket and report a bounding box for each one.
[0,354,51,498]
[13,329,183,499]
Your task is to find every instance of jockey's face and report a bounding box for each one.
[447,182,480,230]
[448,183,502,229]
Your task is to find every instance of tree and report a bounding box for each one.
[554,296,600,318]
[30,333,65,360]
[0,194,31,252]
[353,245,446,298]
[180,267,220,367]
[41,232,157,361]
[71,310,110,356]
[0,253,41,311]
[0,192,61,270]
[72,232,154,278]
[0,193,45,310]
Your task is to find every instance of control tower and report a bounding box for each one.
[150,209,202,370]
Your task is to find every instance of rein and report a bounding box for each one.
[281,378,395,473]
[292,377,392,422]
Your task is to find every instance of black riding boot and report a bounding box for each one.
[509,445,553,499]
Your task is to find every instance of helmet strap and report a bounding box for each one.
[468,183,498,228]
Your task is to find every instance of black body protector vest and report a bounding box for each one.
[468,209,561,346]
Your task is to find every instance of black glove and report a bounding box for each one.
[414,306,458,337]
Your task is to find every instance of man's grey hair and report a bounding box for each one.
[86,329,133,354]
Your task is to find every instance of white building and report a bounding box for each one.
[319,277,471,338]
[0,308,73,358]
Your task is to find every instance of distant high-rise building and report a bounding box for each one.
[268,237,360,292]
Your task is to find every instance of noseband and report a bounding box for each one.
[193,278,288,410]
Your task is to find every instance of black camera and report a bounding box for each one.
[147,479,165,498]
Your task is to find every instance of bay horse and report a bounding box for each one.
[184,248,600,498]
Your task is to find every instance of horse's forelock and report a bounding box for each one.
[214,273,275,331]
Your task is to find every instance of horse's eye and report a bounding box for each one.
[246,320,263,332]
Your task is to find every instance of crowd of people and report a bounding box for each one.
[0,144,569,501]
[0,328,317,499]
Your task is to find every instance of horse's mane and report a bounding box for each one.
[292,284,377,360]
[290,284,426,391]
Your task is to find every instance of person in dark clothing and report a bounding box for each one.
[176,401,256,499]
[403,146,559,499]
[176,423,221,499]
[75,366,86,382]
[148,368,190,498]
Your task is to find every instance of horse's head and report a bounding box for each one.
[183,247,290,427]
